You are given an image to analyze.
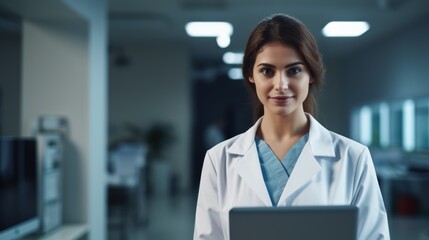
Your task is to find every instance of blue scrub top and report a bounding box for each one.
[255,133,309,206]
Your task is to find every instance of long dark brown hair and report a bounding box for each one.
[242,14,325,121]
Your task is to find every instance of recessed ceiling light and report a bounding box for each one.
[185,21,233,48]
[185,22,233,37]
[223,52,243,64]
[322,21,370,37]
[217,35,231,48]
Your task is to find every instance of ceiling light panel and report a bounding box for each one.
[223,52,243,64]
[322,21,370,37]
[185,22,233,37]
[228,68,243,80]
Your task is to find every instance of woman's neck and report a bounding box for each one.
[258,110,309,142]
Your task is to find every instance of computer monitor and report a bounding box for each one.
[0,138,40,240]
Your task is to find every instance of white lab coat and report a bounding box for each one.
[194,114,390,240]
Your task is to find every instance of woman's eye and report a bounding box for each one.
[260,68,274,76]
[287,67,302,76]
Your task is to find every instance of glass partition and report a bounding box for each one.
[415,97,429,151]
[351,96,429,153]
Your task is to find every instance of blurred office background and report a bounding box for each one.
[0,0,428,239]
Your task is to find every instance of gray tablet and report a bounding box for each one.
[229,205,358,240]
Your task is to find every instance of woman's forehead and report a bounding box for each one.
[255,42,302,64]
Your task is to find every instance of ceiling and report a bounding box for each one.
[1,0,428,64]
[109,0,429,63]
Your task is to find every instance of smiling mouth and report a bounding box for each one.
[270,96,294,100]
[270,96,294,105]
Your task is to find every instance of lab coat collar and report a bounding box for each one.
[306,113,336,157]
[227,117,271,205]
[227,117,262,155]
[227,113,335,158]
[228,113,336,206]
[234,144,273,206]
[277,142,321,204]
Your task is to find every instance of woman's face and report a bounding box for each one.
[249,41,312,117]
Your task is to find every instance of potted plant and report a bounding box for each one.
[145,123,175,160]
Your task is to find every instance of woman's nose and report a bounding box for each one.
[275,72,289,91]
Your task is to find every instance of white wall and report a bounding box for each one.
[109,42,192,192]
[21,19,90,221]
[17,0,108,239]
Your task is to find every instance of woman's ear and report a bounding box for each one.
[309,78,314,84]
[249,77,255,83]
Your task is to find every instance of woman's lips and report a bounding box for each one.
[270,95,294,105]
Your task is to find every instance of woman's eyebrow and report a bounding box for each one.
[285,61,304,68]
[256,61,304,68]
[256,63,275,68]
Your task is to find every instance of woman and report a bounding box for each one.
[194,14,390,240]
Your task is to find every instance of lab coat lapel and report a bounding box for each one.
[228,118,272,206]
[235,146,272,206]
[278,143,321,204]
[277,114,335,205]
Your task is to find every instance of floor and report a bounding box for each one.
[107,192,429,240]
[108,192,197,240]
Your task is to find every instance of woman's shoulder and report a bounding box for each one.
[327,130,369,157]
[202,134,244,169]
[207,133,244,154]
[206,120,260,157]
[329,131,365,147]
[308,114,368,155]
